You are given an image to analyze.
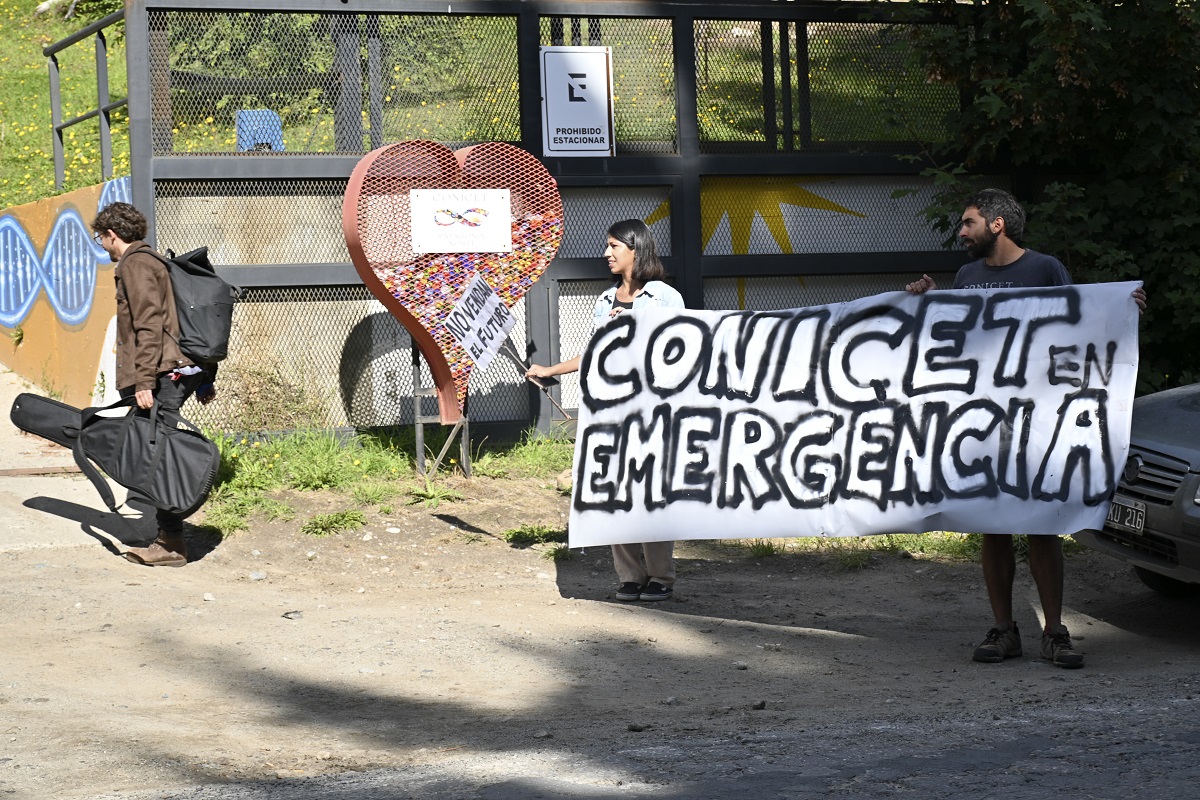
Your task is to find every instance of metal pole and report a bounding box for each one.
[96,29,113,180]
[779,21,794,153]
[332,14,364,152]
[796,20,812,150]
[761,21,778,151]
[413,345,426,477]
[366,15,384,150]
[459,402,471,478]
[673,13,703,310]
[48,54,64,190]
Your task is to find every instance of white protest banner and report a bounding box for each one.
[568,282,1142,547]
[443,274,516,373]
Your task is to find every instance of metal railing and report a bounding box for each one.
[43,9,128,190]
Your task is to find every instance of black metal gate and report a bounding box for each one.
[110,0,968,431]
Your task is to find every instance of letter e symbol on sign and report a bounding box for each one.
[568,72,588,102]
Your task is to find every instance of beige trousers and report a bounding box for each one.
[611,541,675,587]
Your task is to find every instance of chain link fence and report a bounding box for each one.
[558,187,672,259]
[156,178,348,264]
[129,3,965,430]
[539,15,676,154]
[696,19,957,152]
[146,9,955,158]
[150,11,521,155]
[182,285,529,431]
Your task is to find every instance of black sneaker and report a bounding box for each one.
[639,582,673,601]
[1041,627,1084,669]
[972,623,1022,663]
[615,582,643,601]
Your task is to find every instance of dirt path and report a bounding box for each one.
[3,371,1200,799]
[3,465,1200,799]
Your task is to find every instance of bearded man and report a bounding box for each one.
[906,188,1146,669]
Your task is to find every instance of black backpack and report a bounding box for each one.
[147,246,242,366]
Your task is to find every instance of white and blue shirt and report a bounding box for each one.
[591,280,685,331]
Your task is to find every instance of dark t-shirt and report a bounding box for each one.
[951,249,1072,290]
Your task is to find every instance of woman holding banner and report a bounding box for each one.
[527,219,685,601]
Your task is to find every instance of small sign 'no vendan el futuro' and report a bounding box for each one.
[443,273,516,373]
[540,46,616,157]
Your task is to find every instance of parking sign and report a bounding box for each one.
[540,46,615,157]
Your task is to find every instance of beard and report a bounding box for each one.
[963,226,998,259]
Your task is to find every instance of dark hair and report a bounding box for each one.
[964,188,1026,244]
[92,202,147,244]
[606,218,667,284]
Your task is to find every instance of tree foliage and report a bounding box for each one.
[900,0,1200,390]
[71,0,123,23]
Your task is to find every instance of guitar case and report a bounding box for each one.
[10,393,219,518]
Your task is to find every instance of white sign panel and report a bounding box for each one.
[568,283,1142,547]
[443,274,516,373]
[410,188,512,254]
[540,46,615,157]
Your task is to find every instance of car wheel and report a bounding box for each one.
[1134,566,1200,598]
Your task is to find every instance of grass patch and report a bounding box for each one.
[469,449,508,479]
[0,7,130,208]
[282,431,360,490]
[200,426,573,533]
[490,430,574,480]
[200,491,260,535]
[877,532,983,560]
[500,524,567,546]
[351,481,400,506]
[300,510,366,537]
[405,480,464,509]
[542,545,574,562]
[257,497,295,522]
[745,538,784,557]
[824,542,876,572]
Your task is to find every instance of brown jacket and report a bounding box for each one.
[114,241,193,392]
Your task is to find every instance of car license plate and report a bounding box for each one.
[1106,495,1146,535]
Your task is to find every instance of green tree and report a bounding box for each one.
[898,0,1200,390]
[71,1,124,24]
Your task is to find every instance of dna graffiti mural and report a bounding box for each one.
[0,176,130,328]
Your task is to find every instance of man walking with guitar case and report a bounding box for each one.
[91,202,216,567]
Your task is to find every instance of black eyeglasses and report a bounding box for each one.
[92,232,105,245]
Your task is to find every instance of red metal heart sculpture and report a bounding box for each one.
[343,141,563,423]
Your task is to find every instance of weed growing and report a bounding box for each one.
[300,510,366,537]
[500,524,567,546]
[491,429,574,479]
[201,487,266,535]
[746,538,784,557]
[405,481,465,509]
[878,532,983,561]
[543,545,574,562]
[824,542,876,572]
[701,531,1019,571]
[351,481,399,506]
[205,430,409,533]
